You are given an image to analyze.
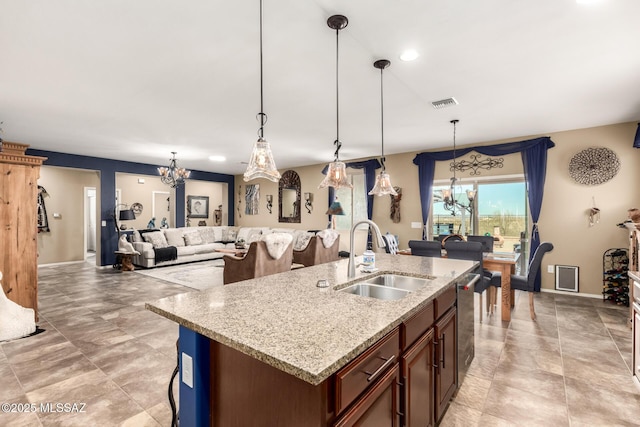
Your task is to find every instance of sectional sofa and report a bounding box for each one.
[130,225,320,269]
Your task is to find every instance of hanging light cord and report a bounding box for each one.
[334,24,341,161]
[257,0,267,140]
[380,66,385,172]
[451,119,459,200]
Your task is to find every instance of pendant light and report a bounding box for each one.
[369,59,397,196]
[244,0,281,182]
[319,15,352,189]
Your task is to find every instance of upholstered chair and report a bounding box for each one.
[444,240,499,322]
[223,234,294,285]
[408,240,442,258]
[292,234,340,267]
[510,242,554,320]
[466,235,502,312]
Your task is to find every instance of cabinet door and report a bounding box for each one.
[401,328,435,427]
[333,364,400,427]
[434,307,457,422]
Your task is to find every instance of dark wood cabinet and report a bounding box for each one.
[401,328,435,427]
[434,307,457,421]
[334,364,400,427]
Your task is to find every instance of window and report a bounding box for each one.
[431,177,528,256]
[334,172,368,230]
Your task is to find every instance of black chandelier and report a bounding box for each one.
[441,120,475,215]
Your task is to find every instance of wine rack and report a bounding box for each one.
[602,248,629,306]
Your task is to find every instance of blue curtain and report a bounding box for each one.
[521,142,549,291]
[413,136,555,288]
[634,123,640,148]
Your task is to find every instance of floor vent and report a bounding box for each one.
[431,97,458,109]
[555,265,579,292]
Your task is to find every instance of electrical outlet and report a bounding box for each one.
[547,265,554,273]
[411,222,423,229]
[182,352,193,388]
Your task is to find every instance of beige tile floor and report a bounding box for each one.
[1,260,638,426]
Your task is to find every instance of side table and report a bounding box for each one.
[114,251,135,271]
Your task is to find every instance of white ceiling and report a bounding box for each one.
[1,0,639,176]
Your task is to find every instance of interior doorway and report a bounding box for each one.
[84,187,97,259]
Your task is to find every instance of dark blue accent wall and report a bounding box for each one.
[27,149,235,267]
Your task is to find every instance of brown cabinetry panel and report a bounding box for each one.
[0,143,45,320]
[401,328,435,427]
[434,307,457,421]
[333,363,400,427]
[335,328,400,415]
[434,286,456,319]
[402,301,434,351]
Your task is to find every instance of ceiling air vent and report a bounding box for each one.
[431,97,458,109]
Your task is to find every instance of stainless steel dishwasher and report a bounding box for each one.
[456,272,480,387]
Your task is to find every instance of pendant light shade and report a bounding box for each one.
[319,160,351,189]
[244,0,280,183]
[369,59,397,197]
[319,15,352,190]
[244,137,280,182]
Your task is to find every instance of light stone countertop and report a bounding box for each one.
[146,254,476,385]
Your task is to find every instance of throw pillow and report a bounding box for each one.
[183,230,204,246]
[294,231,314,251]
[246,229,262,244]
[142,231,169,249]
[131,229,142,243]
[198,227,216,244]
[164,228,185,247]
[212,227,223,242]
[221,226,238,243]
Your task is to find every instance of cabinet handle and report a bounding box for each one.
[364,355,396,382]
[440,333,446,369]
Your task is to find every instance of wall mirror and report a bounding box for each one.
[279,170,301,223]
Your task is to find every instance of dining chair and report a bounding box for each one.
[408,240,442,257]
[466,235,494,253]
[510,242,554,320]
[467,235,501,312]
[444,240,496,321]
[382,233,399,255]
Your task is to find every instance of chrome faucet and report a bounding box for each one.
[348,219,386,278]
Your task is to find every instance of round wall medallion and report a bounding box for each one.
[568,147,620,186]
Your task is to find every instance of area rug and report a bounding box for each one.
[134,260,225,291]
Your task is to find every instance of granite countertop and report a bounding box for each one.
[146,254,476,385]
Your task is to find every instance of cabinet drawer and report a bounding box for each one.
[435,285,456,319]
[402,301,434,350]
[335,327,400,415]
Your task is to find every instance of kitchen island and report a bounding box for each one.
[146,254,476,426]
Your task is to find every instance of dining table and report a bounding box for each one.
[482,252,519,322]
[398,248,519,322]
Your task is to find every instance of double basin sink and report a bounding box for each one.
[338,274,434,301]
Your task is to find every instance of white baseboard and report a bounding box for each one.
[540,288,601,299]
[38,260,86,268]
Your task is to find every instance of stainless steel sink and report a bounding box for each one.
[339,283,411,301]
[363,274,432,292]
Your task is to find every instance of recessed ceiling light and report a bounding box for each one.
[576,0,601,4]
[209,155,226,162]
[400,49,419,62]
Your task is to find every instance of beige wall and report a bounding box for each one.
[235,121,640,296]
[37,166,100,265]
[184,179,228,227]
[116,173,175,230]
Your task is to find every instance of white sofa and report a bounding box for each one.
[130,225,316,268]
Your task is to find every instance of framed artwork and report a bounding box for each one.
[187,195,209,218]
[245,184,259,215]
